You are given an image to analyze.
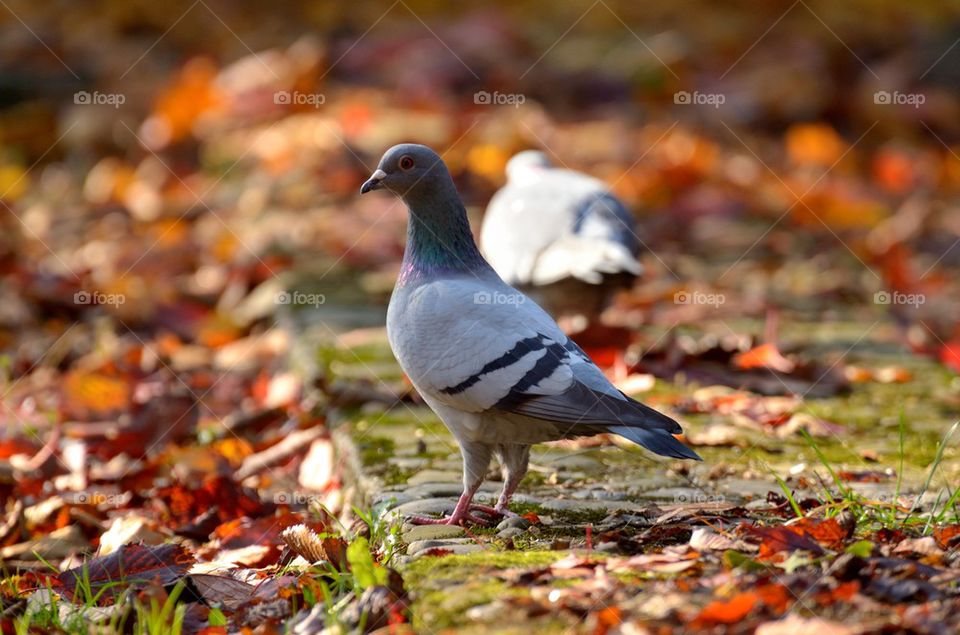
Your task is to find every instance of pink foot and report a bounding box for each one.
[468,503,506,517]
[406,511,492,527]
[493,505,519,518]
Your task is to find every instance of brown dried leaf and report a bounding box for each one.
[280,523,348,569]
[58,543,194,603]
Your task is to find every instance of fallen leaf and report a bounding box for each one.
[58,543,193,602]
[689,527,741,551]
[693,592,758,625]
[62,370,132,417]
[746,525,824,560]
[1,525,87,561]
[893,536,943,557]
[788,518,848,549]
[733,343,796,373]
[298,438,335,491]
[99,515,166,556]
[280,524,348,568]
[933,524,960,549]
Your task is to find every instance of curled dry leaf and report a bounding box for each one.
[0,499,24,547]
[689,527,742,552]
[280,523,348,569]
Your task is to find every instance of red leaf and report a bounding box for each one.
[154,476,267,527]
[940,341,960,374]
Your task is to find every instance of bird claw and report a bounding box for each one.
[406,512,492,527]
[467,503,505,517]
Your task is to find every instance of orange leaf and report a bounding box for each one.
[786,123,845,167]
[592,605,623,635]
[695,592,759,625]
[755,583,792,613]
[934,524,960,549]
[748,525,824,560]
[873,148,916,195]
[732,343,796,373]
[63,370,132,417]
[790,518,847,549]
[141,57,225,149]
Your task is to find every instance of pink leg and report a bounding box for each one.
[493,480,522,516]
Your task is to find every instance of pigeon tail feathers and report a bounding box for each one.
[607,426,702,460]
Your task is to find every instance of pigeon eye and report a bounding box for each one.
[399,155,415,170]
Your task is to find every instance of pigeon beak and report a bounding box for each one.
[360,169,387,194]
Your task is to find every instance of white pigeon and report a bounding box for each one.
[361,144,699,526]
[480,150,643,319]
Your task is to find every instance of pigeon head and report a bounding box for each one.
[360,144,452,201]
[361,143,491,282]
[506,150,551,183]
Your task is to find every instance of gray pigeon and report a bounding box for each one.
[479,150,643,319]
[361,144,699,526]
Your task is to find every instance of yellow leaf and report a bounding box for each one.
[0,164,28,201]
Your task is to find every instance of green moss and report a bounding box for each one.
[359,436,395,466]
[402,551,579,632]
